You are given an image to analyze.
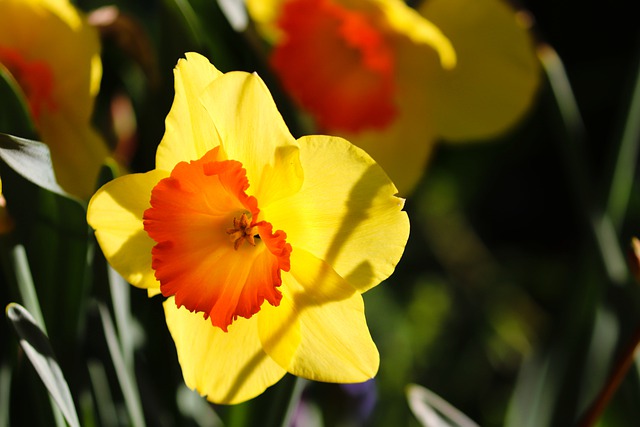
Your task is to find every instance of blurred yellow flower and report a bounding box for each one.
[246,0,541,194]
[87,52,409,404]
[0,0,107,198]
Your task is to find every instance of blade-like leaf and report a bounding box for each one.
[504,351,560,427]
[0,134,76,201]
[0,135,90,350]
[5,303,80,427]
[108,266,134,370]
[87,360,120,427]
[407,384,479,427]
[0,361,11,427]
[97,303,146,427]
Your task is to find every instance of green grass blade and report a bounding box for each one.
[88,360,120,427]
[108,266,134,370]
[0,361,11,427]
[605,55,640,230]
[97,303,146,427]
[5,303,80,427]
[8,244,45,332]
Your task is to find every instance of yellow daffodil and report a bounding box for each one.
[246,0,541,194]
[0,0,107,198]
[87,52,409,404]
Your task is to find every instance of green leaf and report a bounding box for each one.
[0,134,77,201]
[0,134,90,351]
[4,244,46,332]
[503,351,561,427]
[97,303,146,427]
[0,66,36,139]
[108,265,134,370]
[0,361,11,427]
[5,303,80,427]
[87,360,120,427]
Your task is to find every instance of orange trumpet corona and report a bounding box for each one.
[143,147,292,332]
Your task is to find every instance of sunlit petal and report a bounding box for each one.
[263,135,409,292]
[156,52,223,171]
[200,71,296,195]
[87,170,168,291]
[164,297,287,405]
[259,249,379,382]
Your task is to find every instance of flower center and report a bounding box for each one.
[143,147,292,331]
[271,0,397,133]
[0,46,57,121]
[227,212,259,250]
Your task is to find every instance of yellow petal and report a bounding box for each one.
[47,1,101,122]
[87,170,168,291]
[1,0,106,198]
[254,144,303,209]
[38,114,109,199]
[164,297,287,404]
[0,0,102,123]
[340,35,442,194]
[199,70,297,198]
[155,52,223,171]
[258,249,379,382]
[373,0,455,69]
[37,0,84,29]
[245,0,285,42]
[263,135,409,292]
[419,0,540,141]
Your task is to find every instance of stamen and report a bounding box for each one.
[226,213,259,250]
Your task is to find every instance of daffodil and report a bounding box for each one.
[0,0,107,198]
[246,0,541,193]
[87,52,409,404]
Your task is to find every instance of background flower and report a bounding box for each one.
[0,0,107,198]
[246,0,541,194]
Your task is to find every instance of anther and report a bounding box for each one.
[226,213,258,250]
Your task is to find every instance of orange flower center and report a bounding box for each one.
[227,212,259,250]
[272,0,397,133]
[0,46,57,121]
[143,147,292,332]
